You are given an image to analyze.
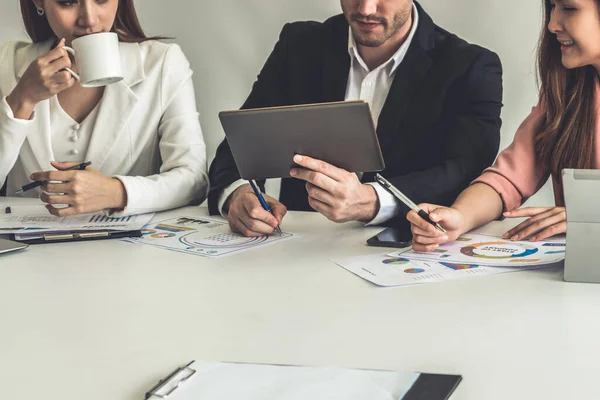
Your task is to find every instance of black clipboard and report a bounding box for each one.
[11,229,142,244]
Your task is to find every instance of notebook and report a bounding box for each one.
[144,361,461,400]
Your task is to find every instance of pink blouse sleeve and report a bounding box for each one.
[472,104,551,211]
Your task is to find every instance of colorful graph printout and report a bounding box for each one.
[123,216,294,258]
[388,233,565,267]
[332,253,554,288]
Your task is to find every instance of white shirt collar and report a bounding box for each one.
[347,2,419,75]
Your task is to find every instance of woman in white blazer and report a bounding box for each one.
[0,0,208,216]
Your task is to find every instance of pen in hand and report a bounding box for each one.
[374,174,447,234]
[15,161,92,195]
[247,180,283,235]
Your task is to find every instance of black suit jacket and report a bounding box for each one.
[208,2,503,231]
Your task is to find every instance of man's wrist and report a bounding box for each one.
[224,184,252,214]
[359,184,380,223]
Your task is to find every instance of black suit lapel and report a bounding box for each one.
[322,18,351,103]
[375,46,432,156]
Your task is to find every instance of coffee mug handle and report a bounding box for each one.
[62,46,80,82]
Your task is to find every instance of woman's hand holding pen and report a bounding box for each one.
[503,206,566,242]
[31,162,127,216]
[6,39,75,120]
[407,204,465,252]
[225,184,287,237]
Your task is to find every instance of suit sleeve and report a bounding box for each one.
[113,44,209,216]
[207,24,292,215]
[0,41,40,191]
[384,50,503,230]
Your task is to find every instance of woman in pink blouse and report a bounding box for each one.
[408,0,600,252]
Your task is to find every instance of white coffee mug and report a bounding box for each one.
[63,32,124,87]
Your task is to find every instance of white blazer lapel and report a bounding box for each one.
[84,42,144,173]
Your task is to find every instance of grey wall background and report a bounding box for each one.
[0,1,552,205]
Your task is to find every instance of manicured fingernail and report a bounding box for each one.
[502,233,508,238]
[510,235,518,241]
[430,213,438,220]
[442,235,448,241]
[294,155,303,162]
[290,169,297,176]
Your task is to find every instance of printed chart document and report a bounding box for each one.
[123,216,294,258]
[0,207,153,234]
[333,253,556,287]
[389,233,566,266]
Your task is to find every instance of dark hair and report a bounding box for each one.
[20,0,165,43]
[536,0,598,181]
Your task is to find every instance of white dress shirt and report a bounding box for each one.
[219,4,419,224]
[0,39,209,216]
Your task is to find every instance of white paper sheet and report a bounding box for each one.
[149,361,420,400]
[388,233,565,267]
[123,216,294,258]
[333,253,556,287]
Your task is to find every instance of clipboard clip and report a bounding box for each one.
[145,361,196,399]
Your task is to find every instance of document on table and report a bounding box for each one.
[389,233,566,267]
[0,205,154,233]
[144,360,462,400]
[122,216,295,258]
[332,252,557,287]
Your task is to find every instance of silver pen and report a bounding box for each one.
[375,173,447,234]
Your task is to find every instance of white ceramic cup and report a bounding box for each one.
[63,32,124,87]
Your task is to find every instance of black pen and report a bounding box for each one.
[15,161,92,195]
[375,173,447,234]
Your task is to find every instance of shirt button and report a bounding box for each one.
[70,135,78,142]
[70,149,79,155]
[72,124,80,130]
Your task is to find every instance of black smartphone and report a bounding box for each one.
[366,227,412,248]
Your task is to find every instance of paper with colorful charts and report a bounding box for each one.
[390,233,565,267]
[332,253,551,287]
[123,216,294,258]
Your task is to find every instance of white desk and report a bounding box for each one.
[0,197,598,400]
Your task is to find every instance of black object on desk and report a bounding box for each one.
[11,230,142,245]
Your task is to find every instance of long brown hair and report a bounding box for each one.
[536,0,598,181]
[20,0,165,43]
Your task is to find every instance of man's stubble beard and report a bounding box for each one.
[350,5,412,48]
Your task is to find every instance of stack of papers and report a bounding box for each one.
[0,205,153,240]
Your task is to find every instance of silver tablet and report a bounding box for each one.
[0,238,28,255]
[219,101,385,180]
[562,169,600,283]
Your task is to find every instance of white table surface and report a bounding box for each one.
[0,197,598,400]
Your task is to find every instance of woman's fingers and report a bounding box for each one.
[505,209,566,241]
[504,208,565,239]
[529,221,567,241]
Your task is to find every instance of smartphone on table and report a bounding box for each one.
[366,227,412,248]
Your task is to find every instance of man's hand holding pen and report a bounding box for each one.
[29,161,127,216]
[225,184,287,237]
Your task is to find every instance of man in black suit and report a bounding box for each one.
[208,0,502,237]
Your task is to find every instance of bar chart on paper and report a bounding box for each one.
[88,215,133,224]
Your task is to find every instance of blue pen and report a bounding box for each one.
[248,180,283,235]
